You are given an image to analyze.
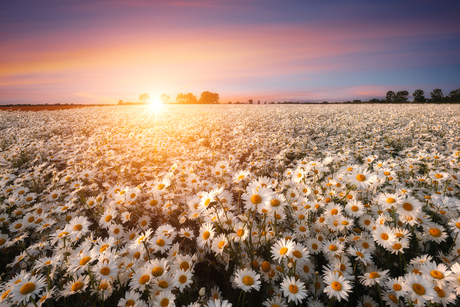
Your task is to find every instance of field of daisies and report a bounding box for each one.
[1,104,459,307]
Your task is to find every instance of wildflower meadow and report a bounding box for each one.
[1,104,459,307]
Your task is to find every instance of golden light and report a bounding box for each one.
[149,96,163,110]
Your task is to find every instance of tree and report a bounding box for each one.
[248,99,253,104]
[176,93,198,104]
[395,90,409,103]
[368,98,380,104]
[412,89,425,102]
[198,91,219,104]
[431,89,444,103]
[159,94,171,104]
[118,100,124,105]
[385,91,396,103]
[448,88,460,103]
[139,93,150,103]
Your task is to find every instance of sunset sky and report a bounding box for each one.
[1,0,460,104]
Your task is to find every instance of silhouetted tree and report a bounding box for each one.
[118,100,124,105]
[412,89,425,102]
[368,98,380,103]
[395,90,409,103]
[431,89,444,103]
[448,88,460,103]
[159,94,171,104]
[248,99,253,104]
[139,93,150,103]
[198,91,219,104]
[176,93,198,104]
[385,91,396,103]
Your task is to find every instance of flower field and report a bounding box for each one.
[1,104,459,307]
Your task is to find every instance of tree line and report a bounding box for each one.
[159,91,219,104]
[383,88,460,103]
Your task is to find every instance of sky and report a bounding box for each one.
[1,0,460,104]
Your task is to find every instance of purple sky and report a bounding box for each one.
[1,0,459,104]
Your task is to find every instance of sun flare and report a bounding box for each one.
[149,96,163,110]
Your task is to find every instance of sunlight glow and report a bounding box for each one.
[149,96,163,110]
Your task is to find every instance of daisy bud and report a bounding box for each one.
[199,287,206,296]
[192,254,198,262]
[288,262,294,269]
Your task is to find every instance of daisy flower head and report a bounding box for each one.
[323,271,352,302]
[424,223,448,243]
[420,261,451,288]
[271,238,294,263]
[10,274,46,305]
[372,225,396,249]
[61,275,90,297]
[197,222,215,248]
[280,276,307,304]
[403,273,436,306]
[344,199,365,218]
[359,266,389,287]
[152,290,175,307]
[348,167,377,190]
[118,291,147,307]
[396,196,422,219]
[206,298,233,307]
[322,239,344,257]
[233,268,261,292]
[242,186,273,213]
[173,269,193,292]
[263,296,287,307]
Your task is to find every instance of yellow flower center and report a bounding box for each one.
[412,283,425,295]
[386,198,396,204]
[279,247,288,255]
[329,245,338,251]
[243,276,254,286]
[270,199,280,207]
[331,281,342,291]
[139,275,150,285]
[289,284,298,294]
[100,267,111,275]
[402,203,413,211]
[158,281,168,289]
[156,239,165,247]
[251,194,262,204]
[429,228,442,237]
[20,282,36,295]
[430,270,444,279]
[179,275,187,284]
[79,256,91,266]
[161,298,169,307]
[151,267,164,277]
[71,281,84,292]
[356,174,366,182]
[369,272,380,279]
[203,231,211,240]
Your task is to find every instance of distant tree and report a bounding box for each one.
[368,98,380,103]
[431,88,444,103]
[385,91,396,103]
[199,91,219,104]
[412,89,425,102]
[448,88,460,103]
[248,99,253,104]
[395,90,409,103]
[264,101,267,104]
[118,100,124,105]
[159,94,171,104]
[258,100,260,104]
[176,93,198,104]
[352,100,362,103]
[228,101,232,104]
[139,93,150,103]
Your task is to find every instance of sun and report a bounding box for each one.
[148,96,163,110]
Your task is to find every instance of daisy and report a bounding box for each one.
[344,199,365,218]
[420,261,451,288]
[61,275,90,297]
[372,225,396,249]
[271,238,294,263]
[206,299,233,307]
[211,234,228,255]
[197,222,215,248]
[396,196,422,219]
[118,291,146,307]
[152,290,175,307]
[242,186,273,213]
[263,296,287,307]
[348,168,377,190]
[130,266,153,291]
[424,223,447,243]
[403,273,436,306]
[323,271,352,302]
[173,269,193,292]
[10,274,46,305]
[233,268,261,292]
[359,266,389,286]
[347,246,372,265]
[280,276,307,304]
[94,257,119,281]
[322,239,344,257]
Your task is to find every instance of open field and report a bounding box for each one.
[0,105,112,112]
[0,104,459,307]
